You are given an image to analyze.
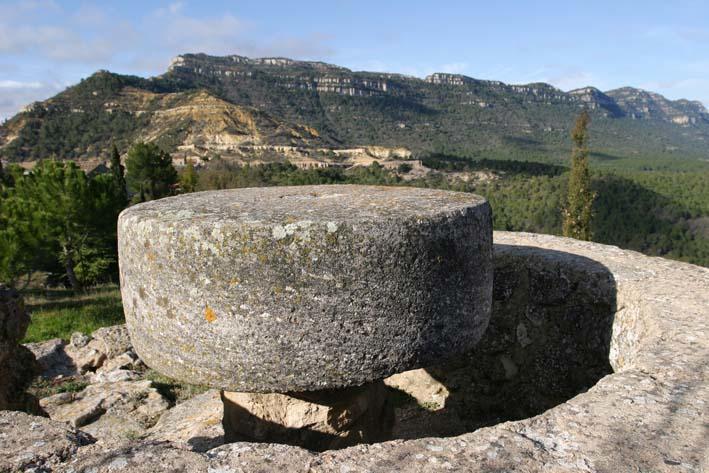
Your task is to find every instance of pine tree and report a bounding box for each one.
[0,161,124,289]
[563,110,595,240]
[125,142,178,203]
[110,143,128,205]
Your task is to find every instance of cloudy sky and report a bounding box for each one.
[1,0,708,120]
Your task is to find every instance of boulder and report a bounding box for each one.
[64,341,106,374]
[118,185,493,392]
[94,350,141,375]
[70,331,90,348]
[26,324,138,380]
[25,338,77,379]
[88,368,143,384]
[147,389,224,452]
[0,286,40,413]
[384,368,450,410]
[90,324,133,359]
[221,382,394,451]
[40,380,170,438]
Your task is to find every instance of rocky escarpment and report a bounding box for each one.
[568,87,624,117]
[168,53,392,97]
[606,86,709,123]
[3,53,709,163]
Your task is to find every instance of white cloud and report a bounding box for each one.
[439,62,468,74]
[0,80,44,89]
[155,1,185,17]
[547,71,595,91]
[169,2,185,15]
[0,81,63,121]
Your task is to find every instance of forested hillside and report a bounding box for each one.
[0,53,707,274]
[2,53,708,164]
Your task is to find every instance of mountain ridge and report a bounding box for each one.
[2,53,708,164]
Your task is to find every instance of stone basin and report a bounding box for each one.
[3,231,707,471]
[117,185,493,393]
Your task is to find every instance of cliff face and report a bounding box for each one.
[1,53,708,163]
[568,87,624,117]
[605,87,709,124]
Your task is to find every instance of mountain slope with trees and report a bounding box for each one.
[1,53,708,166]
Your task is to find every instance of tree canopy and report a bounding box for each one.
[0,161,125,288]
[125,142,177,203]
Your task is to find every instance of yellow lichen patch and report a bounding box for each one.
[229,277,241,286]
[204,305,217,323]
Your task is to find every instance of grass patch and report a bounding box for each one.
[143,369,210,404]
[28,377,89,399]
[22,284,124,343]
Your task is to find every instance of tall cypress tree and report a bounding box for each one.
[179,161,199,193]
[110,143,128,206]
[563,110,595,240]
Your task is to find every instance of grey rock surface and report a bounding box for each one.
[146,389,224,452]
[89,325,133,359]
[118,185,493,392]
[4,232,708,472]
[25,338,77,379]
[0,410,94,472]
[25,324,139,380]
[61,232,708,472]
[0,286,40,413]
[40,379,170,433]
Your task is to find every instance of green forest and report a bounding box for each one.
[2,141,707,293]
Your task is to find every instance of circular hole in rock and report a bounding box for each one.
[384,245,615,441]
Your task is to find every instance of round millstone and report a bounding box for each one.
[118,185,492,392]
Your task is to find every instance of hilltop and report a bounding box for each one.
[1,53,708,167]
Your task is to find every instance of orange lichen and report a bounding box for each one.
[205,305,217,323]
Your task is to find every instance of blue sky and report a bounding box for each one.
[1,0,708,120]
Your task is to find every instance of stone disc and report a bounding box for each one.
[118,185,492,392]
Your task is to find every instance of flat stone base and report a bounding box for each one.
[221,382,393,451]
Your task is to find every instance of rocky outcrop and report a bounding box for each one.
[606,86,709,123]
[0,286,40,413]
[568,86,624,117]
[0,410,94,472]
[26,325,141,380]
[222,382,393,451]
[146,390,224,452]
[1,232,707,471]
